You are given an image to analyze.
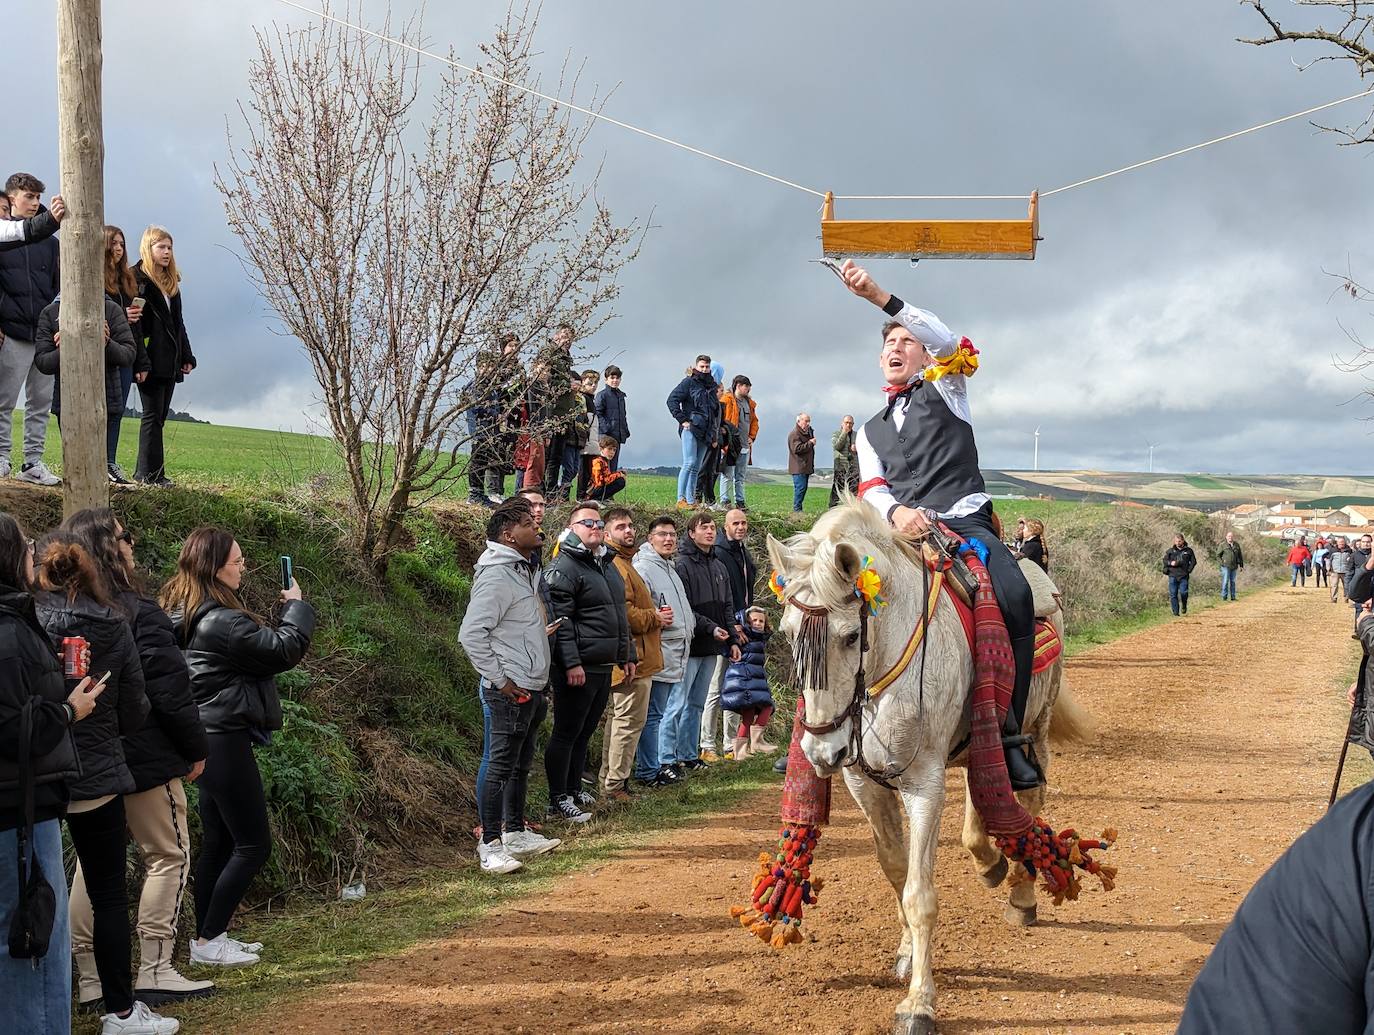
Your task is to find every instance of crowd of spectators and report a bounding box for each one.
[458,493,772,874]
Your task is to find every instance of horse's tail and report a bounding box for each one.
[1049,682,1095,746]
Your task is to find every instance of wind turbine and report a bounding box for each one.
[1145,440,1157,474]
[1032,425,1041,472]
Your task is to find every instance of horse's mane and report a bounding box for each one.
[778,498,923,612]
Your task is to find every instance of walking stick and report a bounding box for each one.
[1330,698,1360,810]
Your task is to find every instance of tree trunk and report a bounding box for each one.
[56,0,108,516]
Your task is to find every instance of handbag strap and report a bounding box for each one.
[13,696,36,887]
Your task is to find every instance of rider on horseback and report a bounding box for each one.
[837,260,1043,791]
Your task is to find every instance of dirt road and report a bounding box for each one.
[252,585,1358,1034]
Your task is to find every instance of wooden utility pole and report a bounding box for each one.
[56,0,108,515]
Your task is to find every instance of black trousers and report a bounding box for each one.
[134,378,176,482]
[544,667,612,803]
[542,433,569,496]
[697,444,722,504]
[479,687,548,843]
[67,796,134,1014]
[944,506,1035,727]
[588,474,626,501]
[195,730,272,940]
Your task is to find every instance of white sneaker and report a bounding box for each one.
[16,460,60,485]
[502,828,562,858]
[227,935,264,954]
[476,840,524,874]
[190,933,260,967]
[101,1000,180,1035]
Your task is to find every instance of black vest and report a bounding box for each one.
[863,382,984,513]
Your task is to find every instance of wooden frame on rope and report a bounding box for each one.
[821,190,1040,260]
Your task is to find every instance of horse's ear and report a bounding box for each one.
[833,541,863,583]
[766,534,793,577]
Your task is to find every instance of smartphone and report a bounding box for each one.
[548,616,569,629]
[91,670,112,691]
[130,296,145,309]
[279,555,294,591]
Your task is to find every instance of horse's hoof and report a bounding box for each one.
[1004,902,1038,927]
[894,1012,939,1035]
[979,855,1009,888]
[893,952,912,982]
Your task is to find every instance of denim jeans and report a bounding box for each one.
[662,655,718,765]
[636,679,676,780]
[1291,563,1306,587]
[677,431,704,503]
[1168,575,1190,615]
[476,685,493,814]
[479,684,547,843]
[720,461,746,505]
[792,473,808,511]
[1219,566,1237,600]
[0,820,71,1035]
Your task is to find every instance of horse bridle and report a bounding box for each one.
[792,556,931,791]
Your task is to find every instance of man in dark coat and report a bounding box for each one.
[787,413,816,514]
[702,508,761,759]
[594,365,630,470]
[1163,533,1198,616]
[0,173,63,485]
[543,501,635,820]
[1177,779,1374,1035]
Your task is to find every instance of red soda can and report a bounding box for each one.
[62,636,89,679]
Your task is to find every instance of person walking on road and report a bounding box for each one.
[1163,533,1197,616]
[1287,537,1312,588]
[1314,539,1331,589]
[1331,536,1352,604]
[1217,530,1244,602]
[787,413,816,514]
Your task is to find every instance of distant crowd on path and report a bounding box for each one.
[458,491,777,877]
[2,510,315,1035]
[0,171,198,489]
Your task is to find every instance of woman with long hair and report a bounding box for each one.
[1017,518,1050,573]
[103,227,150,484]
[131,227,196,487]
[34,534,182,1034]
[63,508,212,1009]
[0,514,104,1035]
[160,527,313,966]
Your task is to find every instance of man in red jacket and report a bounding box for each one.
[1287,537,1312,588]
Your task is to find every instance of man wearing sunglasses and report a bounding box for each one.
[543,502,636,823]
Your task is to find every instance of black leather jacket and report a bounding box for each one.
[178,599,315,736]
[544,531,632,673]
[0,586,77,831]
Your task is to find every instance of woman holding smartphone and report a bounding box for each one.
[64,509,213,1009]
[34,534,183,1035]
[103,227,150,485]
[132,226,196,487]
[160,528,314,966]
[0,513,105,1035]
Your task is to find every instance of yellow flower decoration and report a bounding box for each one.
[854,556,887,616]
[925,336,980,382]
[769,570,788,604]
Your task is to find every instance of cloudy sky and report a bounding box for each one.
[12,1,1374,474]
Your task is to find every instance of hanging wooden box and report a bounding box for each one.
[820,191,1039,260]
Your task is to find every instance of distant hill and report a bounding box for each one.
[986,470,1374,509]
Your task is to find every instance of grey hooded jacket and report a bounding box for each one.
[633,540,693,683]
[459,541,551,693]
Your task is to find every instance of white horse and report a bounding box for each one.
[766,501,1091,1035]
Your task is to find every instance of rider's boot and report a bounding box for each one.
[1002,632,1044,791]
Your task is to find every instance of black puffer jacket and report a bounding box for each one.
[119,592,209,791]
[132,261,196,383]
[666,370,722,446]
[675,538,735,657]
[544,529,632,673]
[0,586,77,832]
[0,207,60,341]
[178,598,314,736]
[106,284,151,377]
[35,591,148,801]
[34,296,139,416]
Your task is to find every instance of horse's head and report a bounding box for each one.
[767,525,873,776]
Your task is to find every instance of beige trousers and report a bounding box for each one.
[599,674,653,791]
[71,779,191,948]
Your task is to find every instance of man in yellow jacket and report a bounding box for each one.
[718,375,759,510]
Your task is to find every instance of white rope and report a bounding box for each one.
[1041,86,1374,198]
[273,0,828,199]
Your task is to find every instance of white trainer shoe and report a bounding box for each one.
[189,933,260,967]
[100,1000,181,1035]
[16,460,60,485]
[502,828,562,858]
[476,840,524,874]
[227,935,264,954]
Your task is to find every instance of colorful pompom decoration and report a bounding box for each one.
[729,825,824,948]
[995,821,1118,906]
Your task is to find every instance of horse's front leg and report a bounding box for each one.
[841,767,912,979]
[893,758,947,1035]
[960,769,1008,888]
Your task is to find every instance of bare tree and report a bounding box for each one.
[1241,1,1374,143]
[216,3,639,576]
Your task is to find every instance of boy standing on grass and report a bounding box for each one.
[595,365,630,470]
[459,497,563,874]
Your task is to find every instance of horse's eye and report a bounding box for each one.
[844,630,860,648]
